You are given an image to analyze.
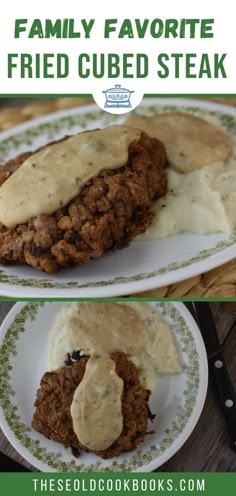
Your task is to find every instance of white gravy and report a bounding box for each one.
[70,355,123,451]
[0,125,140,228]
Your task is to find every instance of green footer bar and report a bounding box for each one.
[0,473,235,496]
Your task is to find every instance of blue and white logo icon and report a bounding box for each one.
[92,84,143,115]
[103,84,134,108]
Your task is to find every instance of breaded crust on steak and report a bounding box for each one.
[0,132,167,274]
[32,352,154,459]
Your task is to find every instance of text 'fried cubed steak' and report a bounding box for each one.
[32,352,154,459]
[0,132,167,274]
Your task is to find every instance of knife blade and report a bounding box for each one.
[191,302,236,453]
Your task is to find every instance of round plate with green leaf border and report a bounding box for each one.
[0,301,208,472]
[0,98,236,297]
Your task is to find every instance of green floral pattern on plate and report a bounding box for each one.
[0,103,235,289]
[0,302,200,472]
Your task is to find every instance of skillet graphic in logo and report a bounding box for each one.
[103,84,134,108]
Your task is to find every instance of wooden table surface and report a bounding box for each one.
[0,302,236,472]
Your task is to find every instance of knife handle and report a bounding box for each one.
[209,351,236,453]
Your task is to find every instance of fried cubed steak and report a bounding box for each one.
[0,132,167,274]
[32,352,154,459]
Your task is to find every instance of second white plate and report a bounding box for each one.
[0,301,208,472]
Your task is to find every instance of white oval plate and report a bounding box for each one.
[0,98,235,297]
[0,301,208,472]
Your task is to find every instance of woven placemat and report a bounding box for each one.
[0,97,236,298]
